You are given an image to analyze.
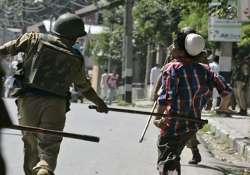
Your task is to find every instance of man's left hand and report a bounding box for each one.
[153,118,166,128]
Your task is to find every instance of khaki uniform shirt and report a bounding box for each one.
[0,32,92,96]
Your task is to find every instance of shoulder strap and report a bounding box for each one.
[23,34,41,64]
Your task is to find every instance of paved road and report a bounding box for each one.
[2,99,226,175]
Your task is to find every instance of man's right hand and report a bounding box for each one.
[96,101,108,113]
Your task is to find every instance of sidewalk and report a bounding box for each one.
[131,99,250,162]
[202,110,250,162]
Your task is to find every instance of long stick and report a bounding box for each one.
[139,101,157,143]
[88,105,208,124]
[4,124,100,143]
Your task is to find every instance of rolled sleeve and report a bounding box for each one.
[0,33,35,56]
[75,75,92,93]
[74,61,92,93]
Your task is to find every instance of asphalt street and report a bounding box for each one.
[1,99,227,175]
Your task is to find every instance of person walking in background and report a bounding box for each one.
[209,55,220,111]
[149,64,161,100]
[0,13,108,175]
[100,69,109,101]
[107,71,119,105]
[153,32,231,175]
[233,58,249,116]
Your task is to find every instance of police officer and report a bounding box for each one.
[0,13,108,175]
[233,58,249,116]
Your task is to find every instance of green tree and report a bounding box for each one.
[171,0,211,37]
[134,0,180,46]
[235,23,250,59]
[86,5,124,70]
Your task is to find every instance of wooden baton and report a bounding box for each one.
[88,105,208,124]
[4,124,100,142]
[138,101,157,143]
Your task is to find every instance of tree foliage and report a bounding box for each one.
[171,0,211,37]
[85,5,124,67]
[236,23,250,59]
[133,0,180,46]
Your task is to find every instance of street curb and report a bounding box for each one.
[207,118,250,162]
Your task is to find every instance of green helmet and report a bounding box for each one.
[53,13,87,39]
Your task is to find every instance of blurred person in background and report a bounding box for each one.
[107,71,119,105]
[149,64,161,100]
[233,57,249,116]
[209,55,220,111]
[100,68,109,102]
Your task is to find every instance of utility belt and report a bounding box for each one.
[20,87,66,98]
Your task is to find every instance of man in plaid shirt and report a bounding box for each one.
[153,32,231,175]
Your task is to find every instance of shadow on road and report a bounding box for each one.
[182,164,229,175]
[183,162,250,175]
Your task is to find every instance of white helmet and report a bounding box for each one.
[185,33,205,56]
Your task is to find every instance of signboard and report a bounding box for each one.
[238,0,250,22]
[208,17,241,42]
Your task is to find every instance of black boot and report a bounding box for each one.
[188,147,201,164]
[238,109,247,116]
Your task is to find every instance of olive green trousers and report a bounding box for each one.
[186,134,200,149]
[234,81,248,110]
[16,96,66,175]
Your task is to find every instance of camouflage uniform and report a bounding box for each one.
[233,60,249,116]
[0,32,107,175]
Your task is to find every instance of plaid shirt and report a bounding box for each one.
[158,58,231,136]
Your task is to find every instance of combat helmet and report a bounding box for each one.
[53,13,87,39]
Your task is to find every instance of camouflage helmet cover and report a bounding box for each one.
[53,13,87,39]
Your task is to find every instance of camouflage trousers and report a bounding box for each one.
[186,134,200,150]
[234,81,248,110]
[16,96,66,175]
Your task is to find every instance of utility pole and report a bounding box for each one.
[144,43,153,95]
[219,42,232,83]
[21,0,27,33]
[108,9,115,74]
[122,0,134,103]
